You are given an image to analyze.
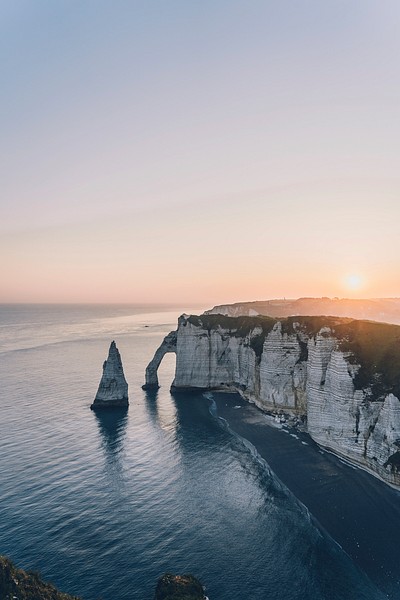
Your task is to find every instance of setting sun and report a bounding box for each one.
[345,274,364,291]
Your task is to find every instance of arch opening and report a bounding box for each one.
[157,351,176,389]
[142,330,177,390]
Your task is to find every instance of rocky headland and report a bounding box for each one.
[205,297,400,325]
[91,341,129,409]
[144,313,400,487]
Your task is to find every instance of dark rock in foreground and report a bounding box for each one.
[0,556,206,600]
[0,556,80,600]
[154,573,205,600]
[91,341,129,410]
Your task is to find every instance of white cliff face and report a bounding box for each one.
[306,332,357,454]
[145,315,400,487]
[258,322,306,412]
[173,317,307,410]
[91,341,129,409]
[173,319,259,397]
[173,320,213,388]
[364,394,400,483]
[205,304,260,317]
[306,335,400,486]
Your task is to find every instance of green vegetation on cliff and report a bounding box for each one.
[286,317,400,398]
[334,319,400,399]
[0,556,80,600]
[188,313,276,337]
[154,573,204,600]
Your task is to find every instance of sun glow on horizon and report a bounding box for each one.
[344,273,364,292]
[1,4,400,304]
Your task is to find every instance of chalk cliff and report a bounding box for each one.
[91,341,129,409]
[144,314,400,486]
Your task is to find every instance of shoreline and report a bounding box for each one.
[212,384,400,491]
[316,443,400,492]
[209,391,400,599]
[250,396,400,492]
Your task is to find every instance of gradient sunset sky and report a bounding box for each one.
[1,1,399,304]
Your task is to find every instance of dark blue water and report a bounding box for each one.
[0,304,392,599]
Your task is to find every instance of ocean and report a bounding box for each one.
[0,304,398,599]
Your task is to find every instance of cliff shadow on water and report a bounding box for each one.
[93,409,128,468]
[143,388,160,424]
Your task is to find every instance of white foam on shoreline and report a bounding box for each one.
[205,390,400,494]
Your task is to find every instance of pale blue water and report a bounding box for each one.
[0,304,392,599]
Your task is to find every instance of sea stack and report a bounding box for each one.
[91,341,129,410]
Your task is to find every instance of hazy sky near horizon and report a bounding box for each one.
[1,1,400,304]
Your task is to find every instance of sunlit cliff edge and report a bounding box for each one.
[205,297,400,325]
[144,312,400,488]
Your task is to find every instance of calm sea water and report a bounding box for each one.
[0,304,392,599]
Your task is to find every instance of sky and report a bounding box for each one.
[1,0,400,305]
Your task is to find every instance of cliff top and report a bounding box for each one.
[186,314,400,399]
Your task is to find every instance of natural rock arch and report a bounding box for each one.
[142,330,177,390]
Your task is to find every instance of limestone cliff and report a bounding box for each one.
[144,314,400,487]
[91,341,129,409]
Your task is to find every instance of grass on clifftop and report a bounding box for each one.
[334,319,400,399]
[189,313,350,337]
[291,317,400,399]
[188,314,400,398]
[187,314,349,359]
[0,556,81,600]
[188,314,276,336]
